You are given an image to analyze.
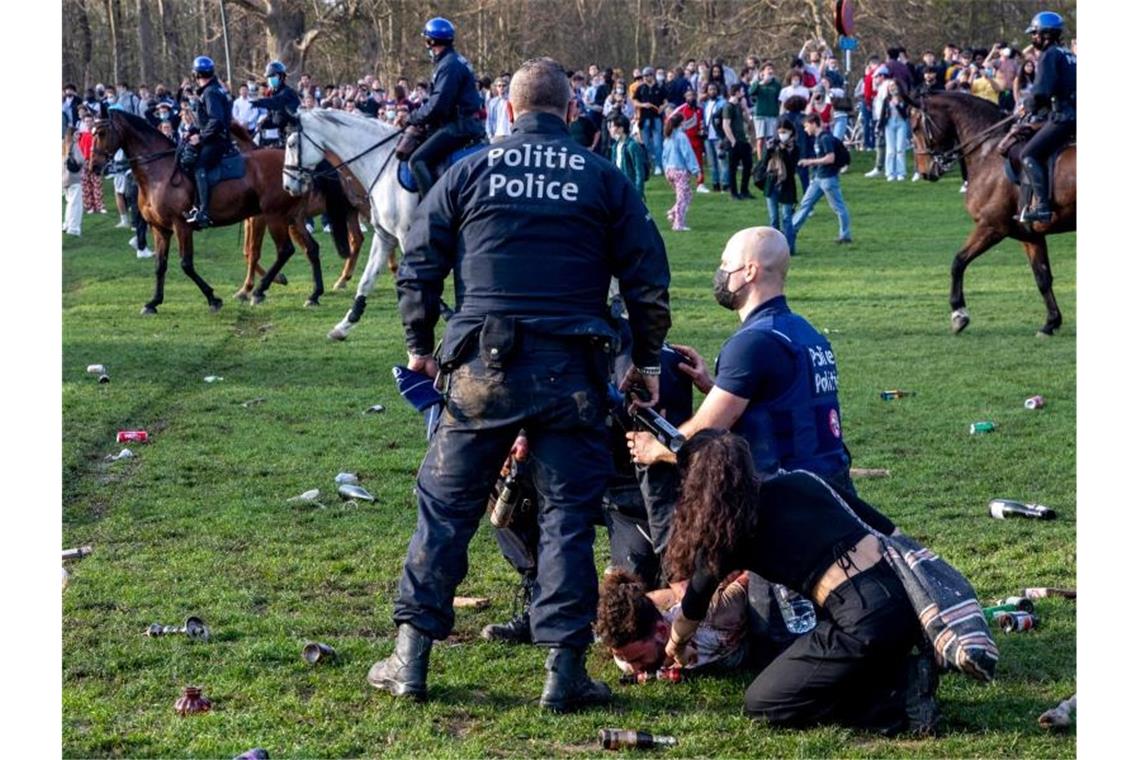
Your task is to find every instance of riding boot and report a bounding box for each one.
[481,575,534,644]
[366,623,433,701]
[187,169,213,228]
[539,647,612,713]
[1019,156,1052,223]
[410,160,435,201]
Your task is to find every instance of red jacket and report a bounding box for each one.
[77,131,95,160]
[676,102,703,141]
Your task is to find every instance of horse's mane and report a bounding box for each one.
[927,91,1006,133]
[311,108,399,135]
[112,108,162,136]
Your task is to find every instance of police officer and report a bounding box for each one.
[629,226,854,495]
[1018,11,1076,223]
[185,55,231,228]
[368,57,671,712]
[404,17,485,198]
[249,61,300,148]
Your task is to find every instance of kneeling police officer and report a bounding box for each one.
[368,57,671,713]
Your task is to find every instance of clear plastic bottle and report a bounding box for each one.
[776,584,817,634]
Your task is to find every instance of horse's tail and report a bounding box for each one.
[314,162,353,260]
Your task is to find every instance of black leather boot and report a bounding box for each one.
[186,169,213,228]
[481,576,534,644]
[1019,156,1052,223]
[410,159,435,202]
[366,623,433,701]
[539,647,612,713]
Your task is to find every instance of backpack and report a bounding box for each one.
[832,137,851,169]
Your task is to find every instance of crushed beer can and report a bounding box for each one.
[880,389,913,400]
[1024,395,1046,410]
[302,641,336,665]
[970,421,996,434]
[994,596,1035,613]
[334,472,360,486]
[989,499,1056,520]
[104,448,134,462]
[174,685,211,716]
[86,364,106,375]
[116,430,149,444]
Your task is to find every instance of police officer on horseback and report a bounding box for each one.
[250,60,300,148]
[184,55,232,228]
[1018,11,1076,223]
[401,17,484,198]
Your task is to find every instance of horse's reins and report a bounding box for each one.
[914,103,1017,171]
[286,120,406,193]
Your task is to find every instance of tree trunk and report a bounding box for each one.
[77,0,94,87]
[155,0,180,86]
[136,0,156,87]
[104,0,122,85]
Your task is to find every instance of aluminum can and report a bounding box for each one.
[970,421,996,434]
[995,611,1036,633]
[1024,395,1046,409]
[117,430,149,443]
[86,364,106,374]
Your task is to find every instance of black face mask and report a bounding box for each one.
[713,266,746,310]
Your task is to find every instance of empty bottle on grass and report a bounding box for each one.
[599,729,678,750]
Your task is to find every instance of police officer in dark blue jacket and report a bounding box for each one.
[185,55,232,228]
[1018,11,1076,223]
[368,57,671,713]
[249,60,300,147]
[629,226,854,495]
[404,17,485,198]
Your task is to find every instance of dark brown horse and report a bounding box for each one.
[909,91,1075,335]
[88,110,328,313]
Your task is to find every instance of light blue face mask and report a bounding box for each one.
[268,76,281,89]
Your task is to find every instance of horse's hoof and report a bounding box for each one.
[252,293,266,306]
[327,328,347,341]
[950,309,971,334]
[140,305,158,316]
[274,273,288,286]
[234,290,250,302]
[1037,325,1058,338]
[209,299,224,313]
[304,298,320,308]
[333,280,349,290]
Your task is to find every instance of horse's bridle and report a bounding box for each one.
[912,96,1018,175]
[90,116,178,174]
[284,116,406,194]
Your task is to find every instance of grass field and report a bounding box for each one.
[62,152,1076,758]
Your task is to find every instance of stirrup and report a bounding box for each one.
[1019,205,1052,223]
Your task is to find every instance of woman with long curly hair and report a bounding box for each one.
[663,429,939,735]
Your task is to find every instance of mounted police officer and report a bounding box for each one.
[401,17,484,198]
[1018,11,1076,223]
[184,55,231,228]
[249,60,299,148]
[368,57,671,713]
[629,226,855,495]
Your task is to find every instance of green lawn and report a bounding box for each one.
[62,152,1076,758]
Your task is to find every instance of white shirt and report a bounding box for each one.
[232,96,258,131]
[873,79,892,120]
[778,85,811,104]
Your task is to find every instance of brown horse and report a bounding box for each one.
[233,127,372,298]
[88,109,327,313]
[909,91,1075,336]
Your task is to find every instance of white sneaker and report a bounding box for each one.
[98,208,108,214]
[127,236,138,250]
[116,216,129,228]
[696,184,710,193]
[960,181,968,193]
[136,248,154,259]
[654,167,663,176]
[839,165,849,174]
[305,223,315,234]
[65,229,81,237]
[911,172,921,182]
[864,168,882,178]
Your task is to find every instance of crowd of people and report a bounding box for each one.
[63,26,1071,245]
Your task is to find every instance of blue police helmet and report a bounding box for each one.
[1026,11,1064,35]
[265,60,287,78]
[192,55,215,76]
[422,17,455,44]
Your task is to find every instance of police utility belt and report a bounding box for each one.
[434,315,614,394]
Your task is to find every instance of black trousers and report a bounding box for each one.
[1022,116,1075,165]
[409,119,482,195]
[744,560,919,733]
[727,141,754,196]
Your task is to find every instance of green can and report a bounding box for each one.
[970,421,996,434]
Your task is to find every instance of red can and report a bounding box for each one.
[996,611,1036,633]
[1024,395,1046,410]
[116,430,149,444]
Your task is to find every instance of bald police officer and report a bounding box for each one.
[368,57,672,712]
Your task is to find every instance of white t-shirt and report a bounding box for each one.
[779,84,811,104]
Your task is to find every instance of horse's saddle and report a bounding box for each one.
[397,141,486,194]
[205,146,246,187]
[1003,140,1074,192]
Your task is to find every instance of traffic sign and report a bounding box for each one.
[839,35,858,51]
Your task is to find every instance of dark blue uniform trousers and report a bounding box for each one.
[394,343,611,650]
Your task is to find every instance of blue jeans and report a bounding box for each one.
[860,102,875,149]
[641,116,664,171]
[884,116,909,179]
[706,138,728,187]
[766,195,797,254]
[792,175,851,240]
[831,113,849,142]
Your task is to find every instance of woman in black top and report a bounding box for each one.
[664,430,936,735]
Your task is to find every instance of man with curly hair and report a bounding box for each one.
[596,568,750,678]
